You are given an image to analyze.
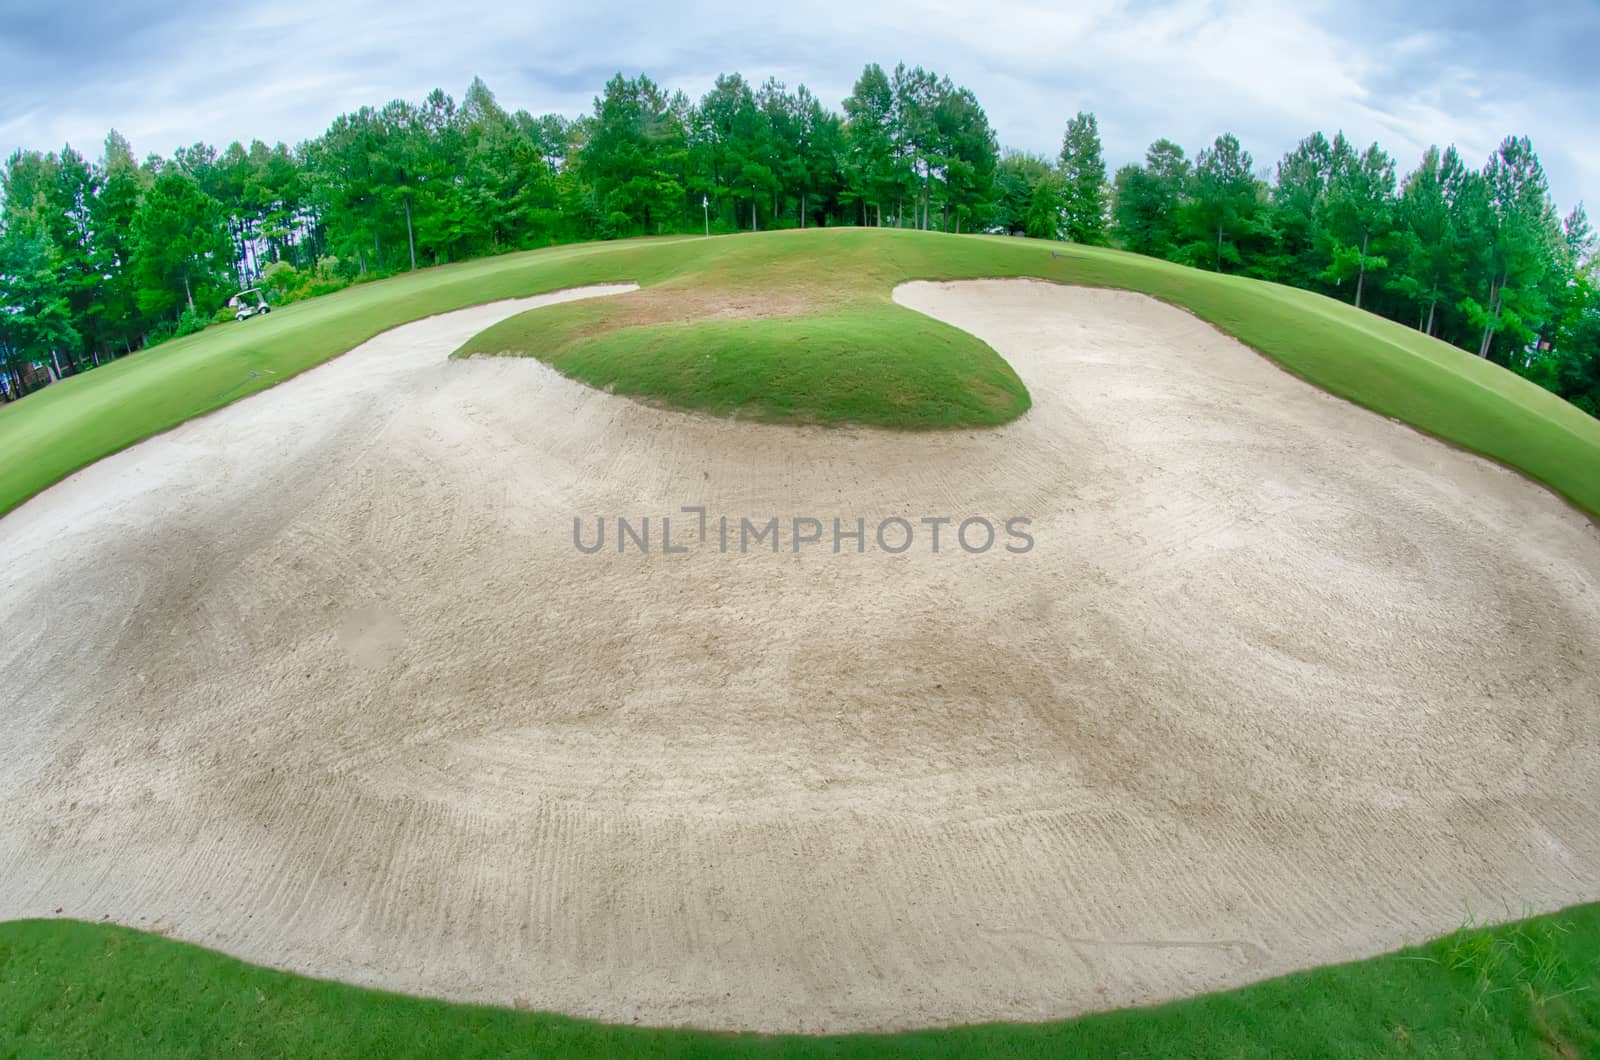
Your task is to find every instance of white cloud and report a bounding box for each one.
[0,0,1592,208]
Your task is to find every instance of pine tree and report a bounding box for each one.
[131,170,233,320]
[1059,111,1107,244]
[1182,133,1264,273]
[1112,139,1188,256]
[1319,140,1396,309]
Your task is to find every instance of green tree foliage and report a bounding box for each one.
[1270,132,1336,288]
[1548,304,1600,415]
[131,170,234,319]
[1319,139,1396,309]
[0,222,79,377]
[841,64,897,226]
[692,73,768,230]
[932,84,999,233]
[793,87,847,228]
[1386,146,1463,335]
[1024,172,1065,241]
[1058,112,1107,244]
[1182,133,1266,273]
[993,151,1055,236]
[92,132,151,354]
[1524,206,1598,411]
[579,74,688,236]
[1106,124,1594,410]
[891,64,941,229]
[1112,139,1188,257]
[1459,136,1563,360]
[839,63,997,231]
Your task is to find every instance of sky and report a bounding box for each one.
[1,0,1596,214]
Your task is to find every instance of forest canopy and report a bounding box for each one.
[1,64,1596,416]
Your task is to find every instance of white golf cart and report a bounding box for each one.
[230,288,272,321]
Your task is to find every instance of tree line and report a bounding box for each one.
[1,65,1596,415]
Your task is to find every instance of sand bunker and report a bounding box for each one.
[1,279,1597,1032]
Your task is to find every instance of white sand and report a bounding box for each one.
[1,279,1596,1032]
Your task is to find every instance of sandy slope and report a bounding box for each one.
[2,279,1597,1033]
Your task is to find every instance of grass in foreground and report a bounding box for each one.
[3,228,1598,519]
[2,907,1596,1058]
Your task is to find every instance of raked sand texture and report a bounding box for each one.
[1,279,1597,1032]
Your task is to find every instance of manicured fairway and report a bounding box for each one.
[3,909,1597,1059]
[3,228,1598,518]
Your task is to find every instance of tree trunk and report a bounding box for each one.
[1425,298,1437,336]
[404,195,417,271]
[183,272,194,314]
[801,193,806,229]
[1215,225,1224,272]
[1477,273,1503,359]
[1354,232,1368,309]
[751,194,758,232]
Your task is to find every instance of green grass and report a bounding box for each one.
[453,228,1600,519]
[451,232,1036,428]
[3,907,1596,1058]
[489,305,1031,427]
[3,227,1597,518]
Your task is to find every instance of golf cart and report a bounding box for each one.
[230,288,272,321]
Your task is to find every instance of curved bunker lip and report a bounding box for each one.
[2,278,1597,1033]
